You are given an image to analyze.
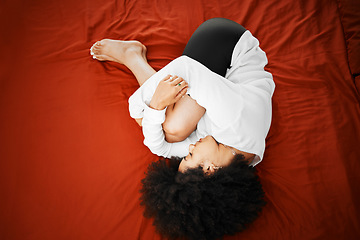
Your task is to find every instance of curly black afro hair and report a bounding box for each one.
[140,154,266,240]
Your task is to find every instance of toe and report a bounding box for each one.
[93,54,106,61]
[92,43,103,54]
[92,47,100,55]
[90,43,98,55]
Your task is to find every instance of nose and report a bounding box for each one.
[189,144,195,152]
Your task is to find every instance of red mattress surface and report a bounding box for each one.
[1,0,360,239]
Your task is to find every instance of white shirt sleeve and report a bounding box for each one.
[141,103,191,158]
[225,31,273,85]
[128,57,196,158]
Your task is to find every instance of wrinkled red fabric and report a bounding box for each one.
[336,0,360,76]
[0,0,359,239]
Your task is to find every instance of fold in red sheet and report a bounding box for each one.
[0,0,359,239]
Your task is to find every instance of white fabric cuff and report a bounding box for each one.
[143,104,167,124]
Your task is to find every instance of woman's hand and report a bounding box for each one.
[149,75,188,110]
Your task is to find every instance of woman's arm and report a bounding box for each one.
[141,103,192,158]
[134,75,205,143]
[148,75,188,110]
[148,74,205,142]
[163,95,205,143]
[140,75,194,157]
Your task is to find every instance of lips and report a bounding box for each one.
[194,138,202,146]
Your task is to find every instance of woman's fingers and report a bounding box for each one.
[172,76,183,84]
[175,86,188,101]
[171,76,188,90]
[164,75,178,81]
[162,75,188,88]
[175,81,187,91]
[161,75,172,82]
[164,75,180,82]
[150,74,188,109]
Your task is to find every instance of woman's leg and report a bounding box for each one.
[91,39,204,134]
[91,18,245,84]
[91,40,155,86]
[183,18,246,77]
[91,40,158,126]
[163,18,246,141]
[91,18,246,142]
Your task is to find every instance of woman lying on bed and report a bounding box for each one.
[90,18,275,240]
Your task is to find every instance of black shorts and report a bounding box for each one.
[182,18,246,77]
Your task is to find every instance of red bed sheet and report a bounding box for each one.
[1,0,360,239]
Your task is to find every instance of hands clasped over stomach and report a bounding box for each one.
[149,75,189,110]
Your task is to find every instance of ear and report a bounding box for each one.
[204,163,216,175]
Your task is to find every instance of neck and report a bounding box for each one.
[215,145,236,167]
[225,145,256,163]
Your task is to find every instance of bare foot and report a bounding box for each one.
[90,39,147,65]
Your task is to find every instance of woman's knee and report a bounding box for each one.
[164,131,188,143]
[183,18,246,76]
[198,18,246,37]
[163,96,205,143]
[163,119,191,143]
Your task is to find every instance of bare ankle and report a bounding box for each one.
[124,52,148,69]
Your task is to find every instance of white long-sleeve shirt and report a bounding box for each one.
[128,30,275,166]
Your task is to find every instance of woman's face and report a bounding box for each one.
[178,135,234,174]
